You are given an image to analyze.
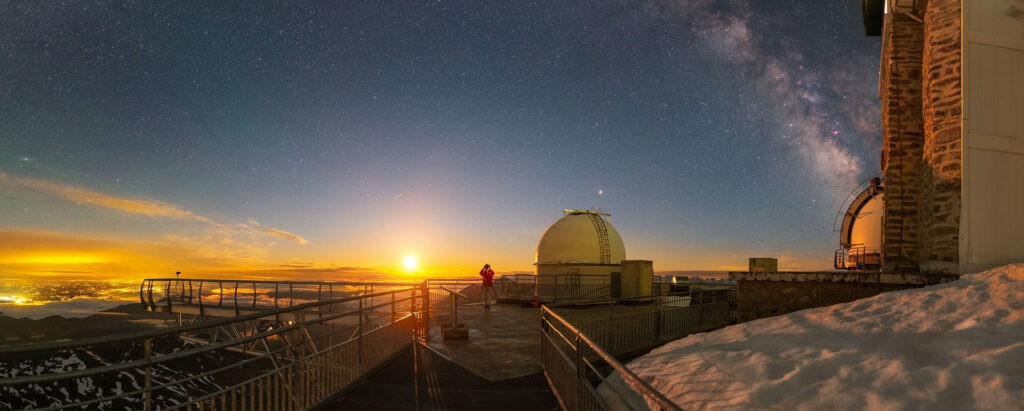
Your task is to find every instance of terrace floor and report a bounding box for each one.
[329,343,558,410]
[333,299,691,409]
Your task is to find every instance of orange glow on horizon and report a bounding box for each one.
[0,295,44,306]
[8,253,109,265]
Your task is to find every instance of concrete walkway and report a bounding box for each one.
[425,301,544,381]
[328,343,558,410]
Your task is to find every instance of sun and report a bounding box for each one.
[403,255,418,271]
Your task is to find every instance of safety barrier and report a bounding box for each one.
[540,286,736,410]
[497,274,679,304]
[1,286,426,410]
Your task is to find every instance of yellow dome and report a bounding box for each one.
[536,209,626,265]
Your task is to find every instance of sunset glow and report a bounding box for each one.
[403,256,418,271]
[0,2,880,283]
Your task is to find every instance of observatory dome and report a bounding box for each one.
[536,209,625,267]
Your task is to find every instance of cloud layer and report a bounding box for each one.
[0,172,211,222]
[0,172,310,247]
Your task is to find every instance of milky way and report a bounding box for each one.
[0,1,882,273]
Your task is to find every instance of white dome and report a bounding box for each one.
[536,210,626,265]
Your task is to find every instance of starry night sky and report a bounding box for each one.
[0,1,882,279]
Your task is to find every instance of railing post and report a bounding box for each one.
[421,282,430,338]
[574,330,583,410]
[295,310,306,409]
[144,338,153,411]
[163,281,169,312]
[391,292,396,324]
[655,294,663,339]
[358,296,365,372]
[198,281,204,317]
[553,275,558,302]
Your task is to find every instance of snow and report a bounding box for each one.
[613,264,1024,410]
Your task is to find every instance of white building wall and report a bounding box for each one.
[961,0,1024,273]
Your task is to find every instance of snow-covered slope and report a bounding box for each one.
[619,264,1024,410]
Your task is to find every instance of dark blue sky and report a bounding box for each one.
[0,1,882,276]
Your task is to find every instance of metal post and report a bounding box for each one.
[198,281,204,317]
[218,281,224,306]
[295,310,306,409]
[574,330,583,410]
[421,283,430,337]
[655,294,663,339]
[144,338,153,411]
[553,275,558,302]
[449,292,458,327]
[358,296,364,372]
[391,292,396,324]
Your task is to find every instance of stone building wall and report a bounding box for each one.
[920,0,962,269]
[730,271,959,322]
[736,280,919,322]
[880,13,925,269]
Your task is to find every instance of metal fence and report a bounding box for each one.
[540,286,737,411]
[1,286,426,410]
[496,274,691,305]
[140,278,426,316]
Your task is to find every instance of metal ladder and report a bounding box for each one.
[589,214,611,264]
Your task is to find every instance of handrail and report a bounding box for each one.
[141,278,428,286]
[0,286,415,356]
[832,172,883,232]
[541,305,683,411]
[438,285,471,301]
[1,283,425,410]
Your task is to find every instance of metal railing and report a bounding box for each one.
[495,274,539,302]
[140,278,427,315]
[540,286,737,411]
[536,274,615,303]
[497,274,682,304]
[834,247,882,270]
[1,285,426,410]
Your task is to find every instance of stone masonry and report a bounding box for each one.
[879,2,962,273]
[920,0,962,269]
[880,13,925,270]
[729,271,958,322]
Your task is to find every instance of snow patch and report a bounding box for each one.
[614,264,1024,410]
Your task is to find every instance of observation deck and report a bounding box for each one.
[0,275,736,410]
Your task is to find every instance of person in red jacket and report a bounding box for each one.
[479,263,495,308]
